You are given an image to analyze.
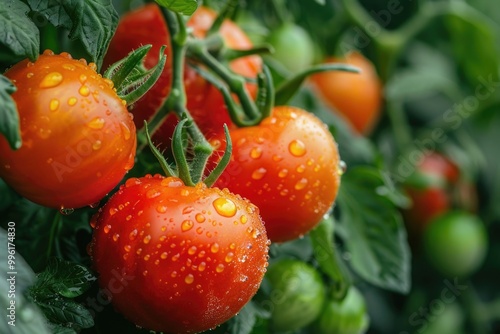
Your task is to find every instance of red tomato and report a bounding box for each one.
[90,174,269,333]
[213,106,341,242]
[311,52,382,135]
[404,152,476,235]
[103,4,262,148]
[0,50,136,209]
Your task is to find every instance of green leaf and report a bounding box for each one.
[34,258,96,298]
[27,0,119,70]
[337,167,411,294]
[36,297,94,329]
[0,228,51,334]
[155,0,199,15]
[0,0,39,60]
[0,75,22,150]
[275,63,359,106]
[228,301,262,334]
[310,216,351,299]
[445,4,500,88]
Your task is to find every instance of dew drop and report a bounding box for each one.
[143,235,151,244]
[181,220,194,232]
[212,197,237,217]
[112,233,120,242]
[67,97,77,106]
[146,189,161,199]
[103,225,111,234]
[289,139,307,157]
[240,215,248,224]
[338,160,347,175]
[129,229,138,240]
[161,252,168,259]
[210,243,220,253]
[143,254,150,261]
[87,117,105,129]
[305,191,313,200]
[49,99,59,111]
[195,213,205,223]
[251,168,267,180]
[229,243,236,250]
[39,72,63,88]
[78,85,90,97]
[26,72,34,78]
[280,189,289,196]
[278,169,288,178]
[198,262,206,272]
[62,64,75,71]
[136,248,143,255]
[125,178,141,187]
[225,252,234,263]
[296,164,306,173]
[185,274,194,284]
[92,140,102,151]
[216,264,225,273]
[250,147,262,159]
[79,74,87,83]
[272,155,283,162]
[120,122,131,140]
[196,227,203,235]
[172,253,180,261]
[159,235,167,242]
[182,206,194,215]
[295,178,308,190]
[156,205,167,213]
[124,245,131,252]
[171,271,178,278]
[188,246,197,255]
[143,270,148,276]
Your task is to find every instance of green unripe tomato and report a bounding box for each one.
[266,23,315,73]
[423,211,488,278]
[314,286,369,334]
[265,259,325,332]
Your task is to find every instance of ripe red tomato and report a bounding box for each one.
[213,106,341,242]
[403,152,476,235]
[311,52,382,135]
[90,174,269,333]
[103,4,262,148]
[0,50,136,209]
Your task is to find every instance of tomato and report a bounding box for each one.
[266,23,315,73]
[213,106,341,242]
[103,4,262,148]
[263,259,325,332]
[0,50,136,209]
[311,52,382,135]
[313,286,370,334]
[423,211,487,278]
[403,152,476,235]
[90,174,269,333]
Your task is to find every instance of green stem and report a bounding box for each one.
[45,213,62,261]
[459,282,491,334]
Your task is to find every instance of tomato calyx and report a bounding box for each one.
[103,44,167,105]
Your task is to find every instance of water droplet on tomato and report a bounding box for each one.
[109,207,118,216]
[338,160,347,175]
[62,64,75,71]
[210,243,220,253]
[188,246,197,255]
[142,270,148,276]
[120,122,131,140]
[37,128,51,139]
[39,72,63,88]
[87,117,105,129]
[213,197,237,217]
[26,72,34,78]
[172,253,180,261]
[155,205,167,213]
[250,147,262,159]
[103,225,111,234]
[136,248,143,255]
[295,178,308,190]
[158,252,167,260]
[124,245,131,252]
[92,140,102,151]
[195,227,203,235]
[296,164,306,173]
[88,62,97,71]
[251,168,267,180]
[143,254,151,261]
[195,213,205,223]
[183,206,194,215]
[240,215,248,224]
[48,99,60,112]
[289,139,306,157]
[229,243,236,250]
[79,74,87,83]
[181,220,194,232]
[67,97,77,106]
[185,274,194,284]
[225,252,234,263]
[112,233,120,242]
[216,264,225,273]
[280,189,289,196]
[143,235,151,244]
[104,78,114,88]
[146,189,161,199]
[305,191,313,200]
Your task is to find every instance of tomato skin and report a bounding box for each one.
[0,51,136,209]
[264,259,325,332]
[313,286,370,334]
[90,174,269,334]
[214,106,341,242]
[103,4,262,147]
[423,211,487,278]
[311,52,382,135]
[403,153,476,235]
[266,23,315,72]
